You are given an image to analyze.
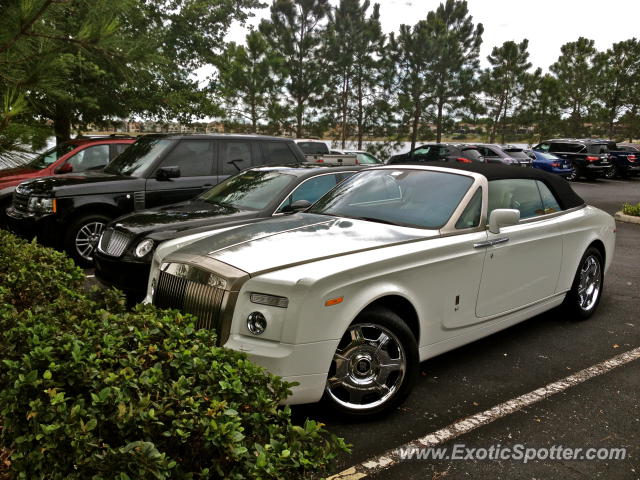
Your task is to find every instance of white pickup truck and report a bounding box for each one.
[294,139,359,165]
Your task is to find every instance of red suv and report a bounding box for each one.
[0,135,135,219]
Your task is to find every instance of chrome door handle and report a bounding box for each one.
[491,237,510,245]
[474,241,493,248]
[473,237,510,248]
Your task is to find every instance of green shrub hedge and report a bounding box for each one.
[622,202,640,217]
[0,230,348,479]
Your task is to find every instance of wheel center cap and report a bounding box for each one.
[356,359,370,374]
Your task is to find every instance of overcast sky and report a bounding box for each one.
[225,0,640,71]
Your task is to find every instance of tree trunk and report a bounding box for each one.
[340,73,349,149]
[410,101,421,152]
[296,98,303,138]
[436,98,444,143]
[251,100,258,134]
[54,107,72,145]
[356,78,364,150]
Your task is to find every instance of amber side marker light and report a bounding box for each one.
[325,296,344,307]
[52,199,57,213]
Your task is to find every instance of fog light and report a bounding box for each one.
[135,238,154,257]
[247,312,267,335]
[250,292,289,308]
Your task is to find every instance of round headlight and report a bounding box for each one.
[247,312,267,335]
[134,238,155,258]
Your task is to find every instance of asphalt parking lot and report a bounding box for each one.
[302,176,640,479]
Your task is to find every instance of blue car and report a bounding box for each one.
[531,151,576,180]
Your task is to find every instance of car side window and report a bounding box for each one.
[262,141,297,164]
[412,146,430,157]
[156,140,214,176]
[455,187,482,229]
[536,181,561,214]
[111,143,130,160]
[220,141,252,175]
[276,173,345,213]
[536,143,550,152]
[66,144,110,171]
[488,179,545,220]
[484,148,499,157]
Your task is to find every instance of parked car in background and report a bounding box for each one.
[144,163,615,416]
[533,139,612,180]
[0,135,135,225]
[330,149,383,164]
[587,140,640,178]
[294,139,358,165]
[530,151,576,180]
[6,134,304,265]
[387,143,484,164]
[95,164,362,302]
[472,144,532,167]
[615,143,640,154]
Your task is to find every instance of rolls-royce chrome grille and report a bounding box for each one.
[98,228,131,257]
[152,263,228,343]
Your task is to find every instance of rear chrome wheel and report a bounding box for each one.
[577,254,602,312]
[324,308,418,416]
[564,247,604,320]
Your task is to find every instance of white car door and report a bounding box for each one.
[475,179,564,318]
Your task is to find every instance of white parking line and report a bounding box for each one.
[328,346,640,480]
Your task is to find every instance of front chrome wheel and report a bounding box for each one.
[326,323,407,412]
[577,254,601,312]
[75,221,105,262]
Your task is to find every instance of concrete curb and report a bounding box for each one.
[614,211,640,224]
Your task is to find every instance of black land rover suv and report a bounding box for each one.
[6,134,304,265]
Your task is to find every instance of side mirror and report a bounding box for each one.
[488,208,520,234]
[54,163,73,174]
[281,199,311,214]
[156,166,180,180]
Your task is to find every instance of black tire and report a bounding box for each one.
[0,196,12,229]
[563,246,604,320]
[322,306,419,417]
[604,165,617,179]
[565,170,577,182]
[64,213,111,267]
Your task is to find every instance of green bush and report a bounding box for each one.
[622,202,640,217]
[0,230,83,311]
[0,231,348,479]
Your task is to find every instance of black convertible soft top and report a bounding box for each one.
[395,161,586,210]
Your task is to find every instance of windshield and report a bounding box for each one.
[504,149,531,160]
[28,143,76,170]
[461,148,484,161]
[536,152,561,161]
[297,141,329,155]
[587,144,610,154]
[355,152,382,164]
[309,169,473,229]
[199,170,296,210]
[104,137,175,176]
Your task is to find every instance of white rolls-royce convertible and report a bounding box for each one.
[144,164,616,416]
